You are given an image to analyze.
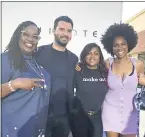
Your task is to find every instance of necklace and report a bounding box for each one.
[25,59,47,91]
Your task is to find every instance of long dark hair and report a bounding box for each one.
[5,21,41,71]
[80,43,108,78]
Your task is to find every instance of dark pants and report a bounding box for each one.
[88,111,103,137]
[45,115,70,137]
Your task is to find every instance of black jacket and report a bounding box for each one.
[35,44,78,110]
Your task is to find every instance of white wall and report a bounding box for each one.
[2,2,123,59]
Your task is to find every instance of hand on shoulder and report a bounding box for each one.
[75,62,82,72]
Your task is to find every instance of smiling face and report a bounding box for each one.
[53,21,73,47]
[19,25,40,55]
[113,36,128,59]
[85,47,100,69]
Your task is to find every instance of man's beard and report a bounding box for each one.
[55,36,68,47]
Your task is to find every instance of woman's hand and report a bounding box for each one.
[12,78,44,91]
[138,73,145,86]
[75,63,81,71]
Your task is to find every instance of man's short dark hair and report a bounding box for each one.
[53,16,73,29]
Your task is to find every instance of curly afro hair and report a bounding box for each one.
[101,23,138,56]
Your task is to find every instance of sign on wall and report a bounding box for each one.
[2,2,123,59]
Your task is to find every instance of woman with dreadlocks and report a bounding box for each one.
[1,21,51,137]
[101,23,145,137]
[70,43,108,137]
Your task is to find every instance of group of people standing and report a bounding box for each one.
[1,16,145,137]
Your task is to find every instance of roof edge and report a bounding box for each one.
[126,8,145,23]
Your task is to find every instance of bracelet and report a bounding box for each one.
[8,81,15,92]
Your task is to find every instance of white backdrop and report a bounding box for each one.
[2,2,123,59]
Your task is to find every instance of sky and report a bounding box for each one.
[122,2,145,22]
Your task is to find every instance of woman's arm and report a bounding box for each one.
[1,78,43,98]
[105,59,110,70]
[1,81,16,98]
[136,60,145,85]
[1,53,43,98]
[138,75,145,85]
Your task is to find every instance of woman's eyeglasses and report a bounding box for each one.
[21,30,41,42]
